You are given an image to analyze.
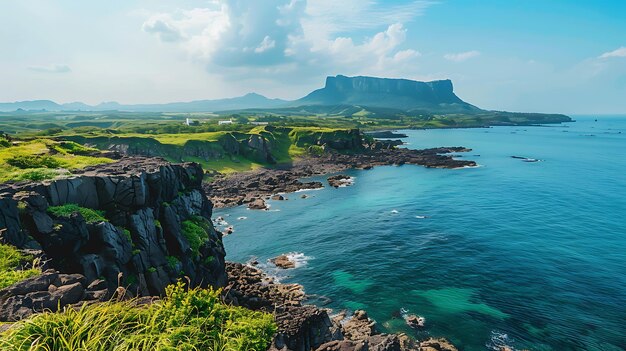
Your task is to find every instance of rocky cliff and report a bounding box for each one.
[295,75,480,113]
[0,158,226,320]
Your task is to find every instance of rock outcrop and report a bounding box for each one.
[0,157,226,321]
[225,262,458,351]
[207,147,476,208]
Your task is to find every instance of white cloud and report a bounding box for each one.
[254,36,276,53]
[142,17,185,42]
[444,50,480,62]
[141,0,429,78]
[28,64,71,73]
[599,47,626,59]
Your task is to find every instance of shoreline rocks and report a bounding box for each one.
[248,198,269,210]
[206,147,476,208]
[270,254,296,269]
[327,175,353,188]
[225,262,458,351]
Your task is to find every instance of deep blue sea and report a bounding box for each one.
[215,116,626,351]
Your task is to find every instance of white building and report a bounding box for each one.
[218,120,233,125]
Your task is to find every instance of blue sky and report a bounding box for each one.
[1,0,625,113]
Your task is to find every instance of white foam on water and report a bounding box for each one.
[337,177,355,187]
[486,330,518,351]
[415,215,427,219]
[391,209,399,214]
[295,187,324,193]
[237,216,247,220]
[285,252,313,268]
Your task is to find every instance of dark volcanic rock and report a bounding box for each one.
[327,175,352,188]
[365,131,408,139]
[0,157,227,321]
[207,147,476,208]
[225,262,458,351]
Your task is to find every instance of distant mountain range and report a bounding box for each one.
[0,75,542,116]
[0,92,287,113]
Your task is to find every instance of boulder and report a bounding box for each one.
[270,255,295,269]
[248,198,268,210]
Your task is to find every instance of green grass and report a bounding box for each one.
[0,139,113,182]
[181,217,210,258]
[166,256,181,270]
[0,282,276,351]
[47,204,107,224]
[0,244,41,290]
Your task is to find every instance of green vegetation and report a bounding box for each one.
[0,243,41,290]
[119,228,132,243]
[0,282,276,351]
[6,155,61,169]
[0,108,570,179]
[166,256,181,270]
[48,204,107,224]
[147,267,157,274]
[0,139,112,182]
[181,217,211,258]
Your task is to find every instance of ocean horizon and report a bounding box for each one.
[217,115,626,351]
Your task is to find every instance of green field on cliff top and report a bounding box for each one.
[0,110,570,181]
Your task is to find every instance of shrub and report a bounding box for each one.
[6,155,61,169]
[0,244,41,290]
[0,282,276,351]
[47,204,107,224]
[181,218,210,258]
[118,227,132,243]
[51,141,99,156]
[15,168,61,181]
[166,256,181,270]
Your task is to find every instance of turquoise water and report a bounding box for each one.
[215,116,626,351]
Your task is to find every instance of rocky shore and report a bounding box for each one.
[225,262,458,351]
[207,147,475,208]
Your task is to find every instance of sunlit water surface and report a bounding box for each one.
[216,116,626,351]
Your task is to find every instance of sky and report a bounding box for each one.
[0,0,625,114]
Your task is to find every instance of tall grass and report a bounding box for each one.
[0,282,276,351]
[0,244,40,290]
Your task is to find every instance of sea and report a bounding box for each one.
[214,116,626,351]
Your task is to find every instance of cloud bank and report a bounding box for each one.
[599,47,626,59]
[141,0,432,80]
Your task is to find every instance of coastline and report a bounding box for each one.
[225,261,458,351]
[206,146,476,209]
[209,146,478,350]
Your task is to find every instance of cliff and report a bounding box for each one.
[295,75,481,113]
[0,158,226,320]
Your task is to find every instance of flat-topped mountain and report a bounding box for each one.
[294,75,480,113]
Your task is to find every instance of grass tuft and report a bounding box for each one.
[0,244,41,290]
[47,204,107,224]
[0,282,276,351]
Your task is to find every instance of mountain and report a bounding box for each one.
[0,100,62,112]
[0,93,287,113]
[292,75,481,113]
